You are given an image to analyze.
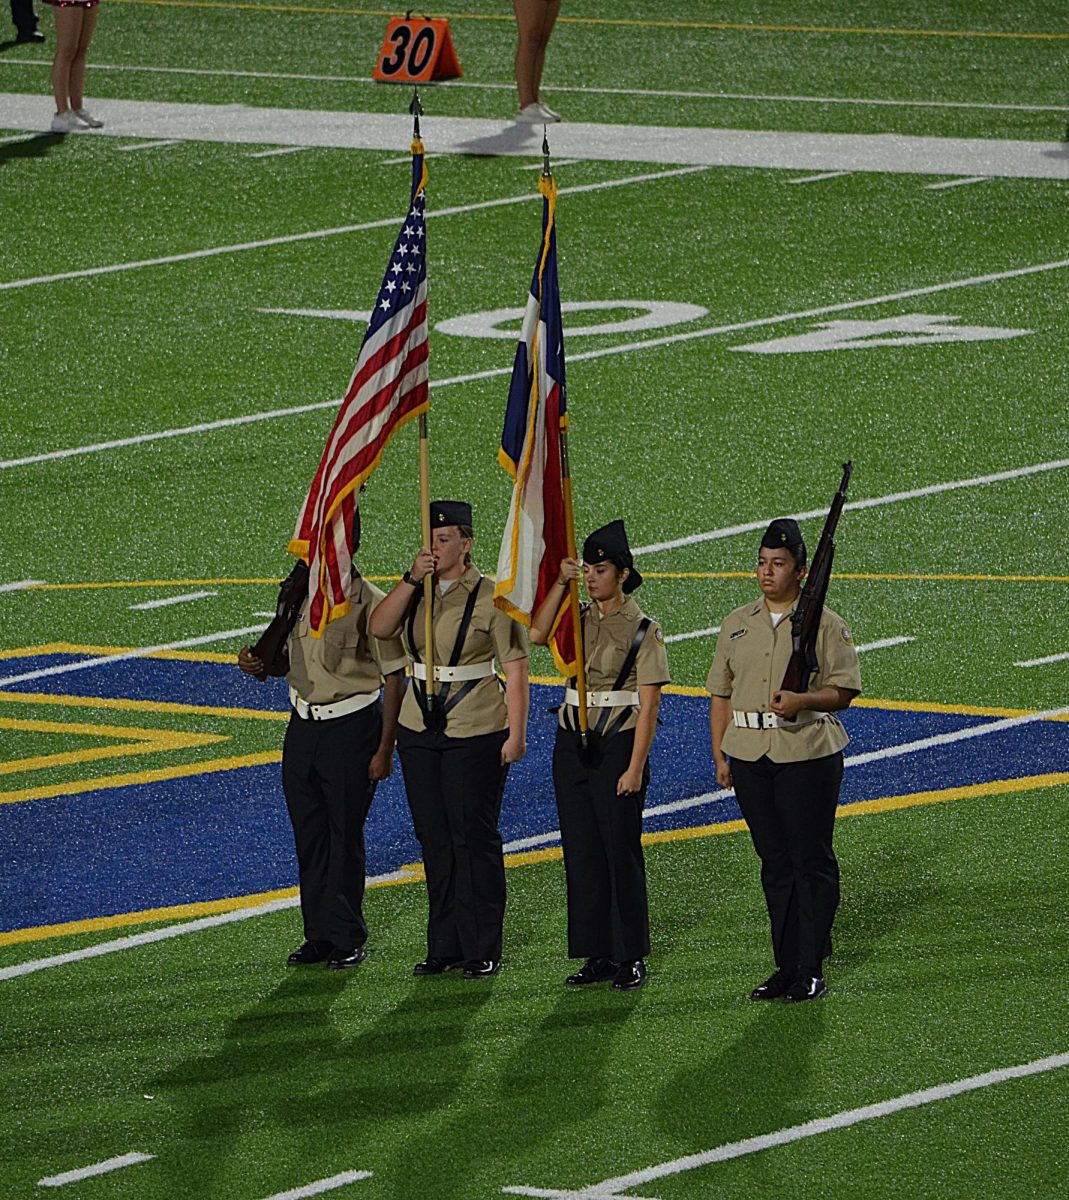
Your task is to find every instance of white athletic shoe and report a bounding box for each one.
[74,108,104,128]
[537,100,561,122]
[516,102,546,123]
[50,110,80,133]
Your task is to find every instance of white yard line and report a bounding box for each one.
[925,175,991,189]
[855,636,915,652]
[129,591,218,610]
[0,625,263,688]
[1014,650,1069,667]
[663,625,721,644]
[0,579,45,592]
[5,61,1068,114]
[0,870,416,982]
[5,253,1069,473]
[503,1053,1069,1199]
[258,1170,373,1200]
[246,145,311,158]
[114,139,182,152]
[786,170,852,184]
[38,1152,155,1188]
[634,456,1069,555]
[0,162,707,294]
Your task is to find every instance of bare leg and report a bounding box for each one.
[51,8,85,113]
[68,7,97,111]
[512,0,561,109]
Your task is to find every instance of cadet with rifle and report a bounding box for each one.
[237,512,406,970]
[706,465,861,1002]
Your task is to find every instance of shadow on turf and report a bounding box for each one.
[153,968,494,1195]
[0,132,65,163]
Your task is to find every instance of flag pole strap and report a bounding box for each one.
[559,427,589,741]
[418,411,435,684]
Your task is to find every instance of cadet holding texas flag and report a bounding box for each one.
[496,145,669,992]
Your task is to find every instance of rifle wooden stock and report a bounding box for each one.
[779,461,852,710]
[251,561,309,682]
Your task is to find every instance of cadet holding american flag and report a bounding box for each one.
[238,114,431,971]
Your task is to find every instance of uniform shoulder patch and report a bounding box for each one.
[841,626,853,642]
[730,628,748,640]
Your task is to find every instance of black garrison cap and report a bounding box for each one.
[582,519,643,593]
[430,500,473,529]
[760,518,806,565]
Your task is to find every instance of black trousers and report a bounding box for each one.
[282,703,382,951]
[553,727,650,962]
[397,726,509,962]
[11,0,39,36]
[731,751,844,975]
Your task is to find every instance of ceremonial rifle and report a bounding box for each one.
[250,560,309,681]
[779,461,853,710]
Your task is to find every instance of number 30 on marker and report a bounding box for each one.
[373,16,463,84]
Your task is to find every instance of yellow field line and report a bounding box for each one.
[0,750,281,805]
[0,689,288,721]
[4,771,1064,948]
[34,577,396,589]
[104,0,1069,40]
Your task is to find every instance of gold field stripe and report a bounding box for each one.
[645,571,1069,583]
[104,1,1069,40]
[4,773,1066,946]
[33,577,397,589]
[0,750,281,805]
[0,690,288,721]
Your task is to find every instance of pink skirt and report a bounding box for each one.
[44,0,100,7]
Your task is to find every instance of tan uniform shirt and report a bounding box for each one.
[706,600,861,763]
[286,577,406,706]
[559,596,671,733]
[399,566,530,738]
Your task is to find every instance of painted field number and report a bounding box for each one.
[373,17,463,84]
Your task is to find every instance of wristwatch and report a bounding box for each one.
[402,570,420,587]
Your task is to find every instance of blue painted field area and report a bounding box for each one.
[1,653,1065,933]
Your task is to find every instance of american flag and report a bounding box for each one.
[493,173,576,677]
[289,142,429,636]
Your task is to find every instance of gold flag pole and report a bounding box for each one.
[411,88,435,708]
[542,130,588,748]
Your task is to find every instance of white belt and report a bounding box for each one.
[565,688,640,709]
[732,709,823,730]
[409,660,497,683]
[289,686,380,721]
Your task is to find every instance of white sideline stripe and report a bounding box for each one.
[115,139,182,152]
[258,1169,373,1200]
[0,162,707,294]
[505,700,1069,848]
[129,590,218,610]
[0,870,417,982]
[6,253,1068,473]
[855,636,915,652]
[0,579,45,592]
[259,307,372,323]
[0,132,37,146]
[5,60,1069,115]
[634,455,1069,555]
[38,1152,155,1188]
[787,170,852,184]
[519,158,584,170]
[504,1053,1069,1198]
[1015,650,1069,667]
[925,175,991,189]
[664,625,721,644]
[247,145,310,158]
[0,625,263,687]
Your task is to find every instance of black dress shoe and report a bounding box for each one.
[784,974,827,1002]
[750,968,792,1001]
[413,956,463,975]
[462,959,500,978]
[612,959,647,990]
[286,940,333,966]
[327,946,366,970]
[565,957,617,986]
[16,30,46,43]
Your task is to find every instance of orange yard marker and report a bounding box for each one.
[373,14,463,84]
